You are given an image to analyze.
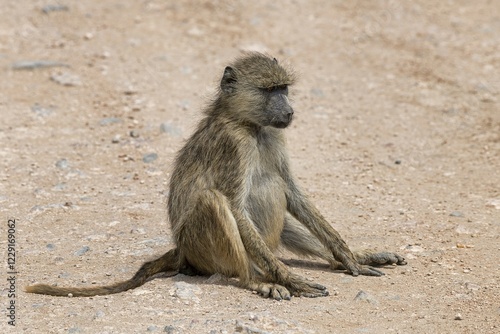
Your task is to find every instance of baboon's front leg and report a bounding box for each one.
[281,217,406,270]
[284,179,397,276]
[231,210,329,299]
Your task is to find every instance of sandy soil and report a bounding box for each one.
[1,1,499,333]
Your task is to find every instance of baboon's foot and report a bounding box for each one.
[248,281,292,301]
[356,251,407,267]
[286,274,329,298]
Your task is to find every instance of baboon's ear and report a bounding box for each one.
[273,57,278,64]
[221,66,237,94]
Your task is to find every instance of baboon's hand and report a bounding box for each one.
[357,252,407,266]
[286,274,329,298]
[343,261,385,277]
[257,283,292,301]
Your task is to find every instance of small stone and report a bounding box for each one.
[68,293,73,298]
[12,60,68,70]
[234,321,264,334]
[74,246,90,256]
[454,313,463,320]
[450,211,464,217]
[486,199,500,209]
[130,130,140,138]
[143,153,158,163]
[94,310,105,319]
[160,122,182,136]
[147,326,158,332]
[50,71,82,86]
[310,88,324,97]
[46,243,55,250]
[394,159,402,165]
[42,4,69,13]
[111,135,121,143]
[354,290,378,304]
[170,281,201,303]
[56,158,69,169]
[100,117,122,126]
[163,325,178,333]
[187,27,204,36]
[58,272,70,278]
[465,282,481,291]
[31,104,53,117]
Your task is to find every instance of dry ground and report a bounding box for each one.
[1,1,499,333]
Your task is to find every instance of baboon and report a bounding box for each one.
[26,52,406,300]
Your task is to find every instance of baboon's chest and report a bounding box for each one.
[245,164,287,250]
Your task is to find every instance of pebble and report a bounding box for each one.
[74,246,90,256]
[112,135,121,143]
[94,310,105,319]
[454,313,463,320]
[56,158,69,169]
[310,88,324,97]
[130,130,140,138]
[143,153,158,163]
[449,211,464,217]
[465,282,481,291]
[31,104,53,117]
[486,199,500,209]
[234,321,266,334]
[12,60,68,70]
[163,325,180,333]
[46,243,55,250]
[160,122,182,136]
[147,325,159,332]
[354,290,378,304]
[100,117,122,126]
[42,4,69,13]
[170,281,201,303]
[50,71,82,86]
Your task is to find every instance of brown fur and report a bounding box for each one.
[26,53,406,299]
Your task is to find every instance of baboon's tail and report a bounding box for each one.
[25,248,180,297]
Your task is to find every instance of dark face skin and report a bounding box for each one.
[220,66,295,129]
[262,85,294,128]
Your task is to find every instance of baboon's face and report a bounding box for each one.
[260,85,294,128]
[220,58,295,129]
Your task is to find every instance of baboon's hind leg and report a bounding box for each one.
[177,190,296,300]
[280,216,406,272]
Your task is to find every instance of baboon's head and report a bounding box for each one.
[220,52,296,129]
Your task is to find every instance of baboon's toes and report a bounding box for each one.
[291,281,329,298]
[394,254,407,265]
[257,283,291,301]
[368,252,407,266]
[358,265,385,277]
[271,284,291,301]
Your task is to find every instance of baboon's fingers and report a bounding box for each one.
[357,252,407,266]
[270,284,291,301]
[291,283,329,298]
[252,282,291,301]
[357,265,385,277]
[287,275,329,298]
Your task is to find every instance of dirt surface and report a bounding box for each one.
[1,1,499,333]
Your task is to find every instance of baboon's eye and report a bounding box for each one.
[264,85,288,93]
